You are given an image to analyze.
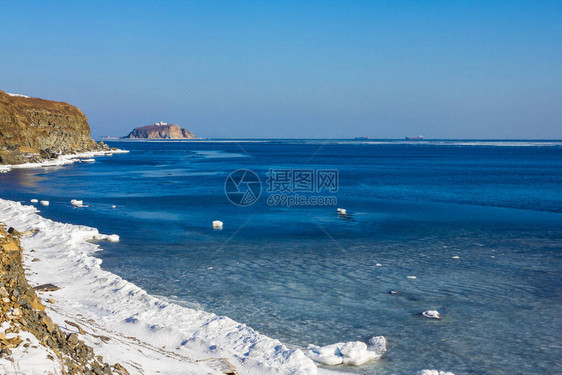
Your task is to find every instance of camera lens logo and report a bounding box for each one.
[224,169,262,206]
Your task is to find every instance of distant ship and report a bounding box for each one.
[354,136,369,140]
[405,135,424,140]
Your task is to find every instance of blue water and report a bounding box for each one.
[1,140,561,375]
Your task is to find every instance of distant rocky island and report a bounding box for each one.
[123,122,195,139]
[0,90,112,165]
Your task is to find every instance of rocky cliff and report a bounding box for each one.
[0,90,109,165]
[123,124,195,139]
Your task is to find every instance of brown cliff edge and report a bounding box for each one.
[0,90,114,165]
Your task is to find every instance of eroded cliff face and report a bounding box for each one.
[0,90,107,164]
[123,124,195,139]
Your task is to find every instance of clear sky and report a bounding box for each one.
[1,1,561,139]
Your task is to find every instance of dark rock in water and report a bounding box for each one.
[7,227,20,236]
[33,283,61,292]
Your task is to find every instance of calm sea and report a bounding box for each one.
[1,140,561,374]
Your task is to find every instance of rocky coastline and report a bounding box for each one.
[0,90,118,166]
[0,225,129,374]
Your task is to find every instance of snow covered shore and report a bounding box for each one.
[0,149,129,173]
[0,199,328,374]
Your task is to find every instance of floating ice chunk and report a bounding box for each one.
[407,275,417,279]
[106,234,120,242]
[71,199,84,207]
[304,344,343,365]
[40,200,49,206]
[93,234,120,242]
[212,220,223,229]
[305,339,385,366]
[422,310,441,319]
[81,158,95,163]
[417,370,455,375]
[30,199,38,203]
[112,205,116,208]
[376,263,382,267]
[336,208,347,215]
[452,255,460,259]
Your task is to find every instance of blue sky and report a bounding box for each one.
[1,1,561,139]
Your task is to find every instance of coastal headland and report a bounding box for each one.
[0,90,114,166]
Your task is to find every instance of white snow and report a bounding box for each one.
[0,198,324,375]
[305,338,386,366]
[0,150,129,174]
[422,310,441,319]
[0,322,62,374]
[6,92,31,98]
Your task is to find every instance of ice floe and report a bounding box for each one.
[212,220,223,229]
[30,199,38,203]
[422,310,441,319]
[305,338,386,366]
[40,200,49,206]
[417,370,455,375]
[336,208,347,215]
[71,199,85,207]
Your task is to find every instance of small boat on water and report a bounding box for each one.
[405,135,424,140]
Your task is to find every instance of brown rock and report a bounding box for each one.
[42,315,55,333]
[33,283,61,292]
[4,336,23,348]
[1,241,20,252]
[67,332,79,347]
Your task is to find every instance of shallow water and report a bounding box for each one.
[1,140,561,374]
